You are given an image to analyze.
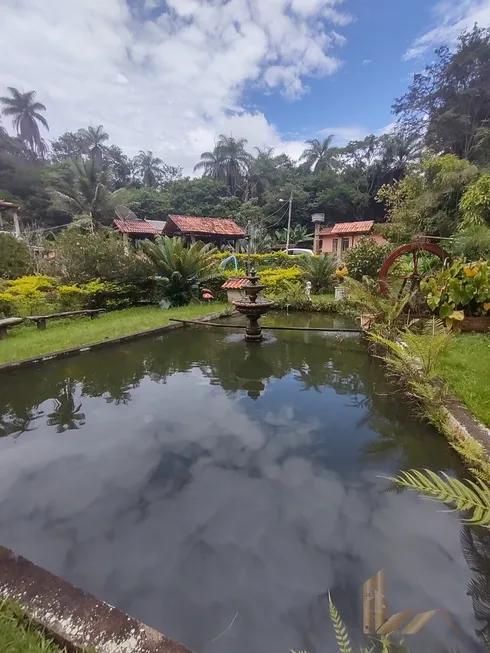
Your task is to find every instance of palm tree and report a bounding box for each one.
[300,135,337,173]
[133,150,164,188]
[47,159,117,230]
[0,87,49,154]
[246,147,280,200]
[194,134,252,195]
[297,253,336,293]
[77,125,109,171]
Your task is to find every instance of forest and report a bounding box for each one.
[2,25,490,253]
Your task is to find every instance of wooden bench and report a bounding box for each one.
[26,309,105,331]
[0,317,23,339]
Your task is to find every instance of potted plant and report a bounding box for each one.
[334,264,349,300]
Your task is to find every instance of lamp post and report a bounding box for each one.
[311,213,325,255]
[279,193,293,252]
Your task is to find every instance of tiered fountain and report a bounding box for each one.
[233,267,273,342]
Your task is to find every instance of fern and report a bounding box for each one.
[328,593,352,653]
[385,469,490,527]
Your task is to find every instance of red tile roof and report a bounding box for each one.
[331,220,374,234]
[166,215,245,237]
[221,277,250,289]
[113,219,163,235]
[318,226,333,236]
[0,200,21,210]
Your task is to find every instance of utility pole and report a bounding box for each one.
[285,192,293,252]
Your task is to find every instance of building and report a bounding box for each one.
[221,277,251,303]
[163,215,245,250]
[113,218,166,243]
[0,200,21,238]
[318,220,387,258]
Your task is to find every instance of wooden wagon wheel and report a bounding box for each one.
[379,242,449,296]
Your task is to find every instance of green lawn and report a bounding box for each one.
[0,302,228,365]
[0,599,64,652]
[438,333,490,428]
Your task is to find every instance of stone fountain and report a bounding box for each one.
[233,267,273,342]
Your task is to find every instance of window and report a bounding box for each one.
[333,238,339,254]
[342,237,349,251]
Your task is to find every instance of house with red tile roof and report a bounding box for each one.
[317,220,387,258]
[163,215,245,249]
[113,218,166,241]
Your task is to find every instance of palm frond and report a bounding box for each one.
[384,469,490,527]
[328,594,352,653]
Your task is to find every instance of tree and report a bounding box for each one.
[246,147,281,201]
[300,135,337,173]
[114,187,170,221]
[50,131,86,162]
[132,150,164,188]
[46,159,117,229]
[160,177,230,216]
[77,125,109,171]
[0,88,49,155]
[194,134,252,196]
[394,26,490,163]
[0,233,32,279]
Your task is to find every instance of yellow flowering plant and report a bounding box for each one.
[420,259,490,327]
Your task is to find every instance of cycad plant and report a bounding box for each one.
[140,236,218,306]
[297,253,336,293]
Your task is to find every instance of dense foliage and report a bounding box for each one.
[0,233,32,279]
[342,237,391,281]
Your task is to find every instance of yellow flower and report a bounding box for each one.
[464,265,478,277]
[484,302,490,312]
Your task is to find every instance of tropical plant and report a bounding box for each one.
[296,253,336,293]
[140,236,218,306]
[77,125,109,171]
[300,135,337,173]
[387,469,490,528]
[420,259,490,326]
[132,150,164,188]
[246,147,281,200]
[274,225,314,247]
[343,238,391,281]
[0,87,49,155]
[46,159,117,228]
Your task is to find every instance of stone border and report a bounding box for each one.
[0,309,232,374]
[0,546,194,653]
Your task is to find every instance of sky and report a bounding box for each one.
[2,0,490,175]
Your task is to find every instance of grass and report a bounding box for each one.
[0,302,228,365]
[438,333,490,428]
[0,599,64,652]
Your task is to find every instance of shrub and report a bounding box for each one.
[47,229,153,286]
[296,253,336,292]
[82,280,136,311]
[0,233,32,279]
[214,251,310,270]
[0,275,58,317]
[342,237,391,281]
[57,285,88,311]
[450,225,490,261]
[259,267,303,292]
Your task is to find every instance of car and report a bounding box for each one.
[283,248,314,256]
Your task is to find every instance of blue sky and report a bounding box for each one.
[1,0,489,173]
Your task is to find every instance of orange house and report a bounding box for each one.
[317,220,387,259]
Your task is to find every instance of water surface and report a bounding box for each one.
[0,313,487,652]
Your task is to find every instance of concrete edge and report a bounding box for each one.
[441,390,490,456]
[0,546,194,653]
[0,309,232,374]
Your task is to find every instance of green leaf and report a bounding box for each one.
[439,302,454,318]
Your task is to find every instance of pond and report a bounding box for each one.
[0,312,487,652]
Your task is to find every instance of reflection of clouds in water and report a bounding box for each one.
[0,369,480,652]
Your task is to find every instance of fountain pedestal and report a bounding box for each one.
[233,268,273,342]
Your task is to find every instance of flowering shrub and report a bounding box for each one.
[259,267,303,292]
[420,259,490,327]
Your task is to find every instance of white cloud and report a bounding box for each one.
[319,122,396,145]
[404,0,490,60]
[0,0,353,174]
[362,59,372,66]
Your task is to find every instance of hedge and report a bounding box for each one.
[214,251,311,270]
